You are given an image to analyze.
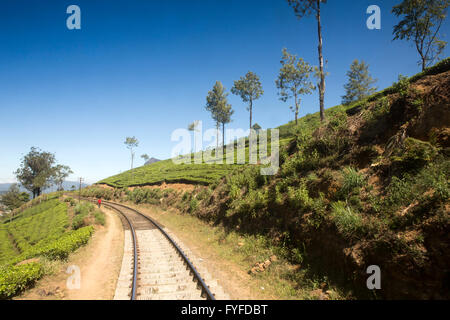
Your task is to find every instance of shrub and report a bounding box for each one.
[196,188,212,201]
[372,96,390,119]
[337,167,366,200]
[331,202,364,237]
[0,262,44,299]
[39,226,94,260]
[72,214,87,230]
[287,185,312,210]
[94,210,105,226]
[393,75,410,98]
[181,192,190,202]
[189,198,198,213]
[391,138,438,171]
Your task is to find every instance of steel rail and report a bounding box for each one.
[102,200,216,300]
[84,200,138,300]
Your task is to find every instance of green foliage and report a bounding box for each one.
[205,81,234,146]
[124,136,139,169]
[0,226,17,266]
[53,165,73,191]
[94,210,105,226]
[392,0,448,70]
[337,167,366,200]
[381,157,449,218]
[72,202,96,230]
[99,159,239,187]
[331,201,364,237]
[14,147,71,198]
[391,138,438,170]
[0,198,96,299]
[0,262,44,299]
[409,57,450,82]
[393,74,411,98]
[276,48,316,124]
[412,98,424,112]
[373,96,391,119]
[342,59,377,105]
[286,184,312,210]
[64,197,77,206]
[124,188,173,205]
[189,198,199,213]
[0,184,30,211]
[80,187,115,200]
[196,188,212,201]
[35,226,94,260]
[7,202,68,253]
[231,71,264,129]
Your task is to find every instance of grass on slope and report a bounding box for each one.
[99,136,293,188]
[99,159,239,187]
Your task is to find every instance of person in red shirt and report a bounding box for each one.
[97,198,102,208]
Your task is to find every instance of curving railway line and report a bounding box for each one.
[85,199,229,300]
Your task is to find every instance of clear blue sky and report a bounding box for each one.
[0,0,448,184]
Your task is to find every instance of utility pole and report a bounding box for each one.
[79,177,83,203]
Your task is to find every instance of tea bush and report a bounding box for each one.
[0,262,44,299]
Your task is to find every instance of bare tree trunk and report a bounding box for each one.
[216,122,219,150]
[317,0,326,122]
[131,150,134,169]
[222,123,225,148]
[295,99,300,125]
[249,99,253,130]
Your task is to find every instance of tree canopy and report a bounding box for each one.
[287,0,328,122]
[276,48,316,125]
[206,81,234,148]
[342,59,377,105]
[15,147,57,198]
[231,71,264,130]
[124,136,139,169]
[0,184,30,211]
[392,0,448,71]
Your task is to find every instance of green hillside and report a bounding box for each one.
[92,58,450,299]
[0,195,103,299]
[99,59,450,190]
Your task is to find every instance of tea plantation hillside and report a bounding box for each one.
[92,58,450,299]
[0,195,104,299]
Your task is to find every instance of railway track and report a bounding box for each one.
[85,199,228,300]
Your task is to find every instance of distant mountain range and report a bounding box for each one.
[145,157,161,165]
[0,181,90,195]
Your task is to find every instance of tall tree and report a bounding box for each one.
[392,0,448,71]
[276,49,315,125]
[342,59,377,105]
[217,101,234,148]
[0,184,30,211]
[124,136,139,170]
[15,147,57,198]
[287,0,328,122]
[53,165,73,191]
[231,71,264,130]
[206,81,232,149]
